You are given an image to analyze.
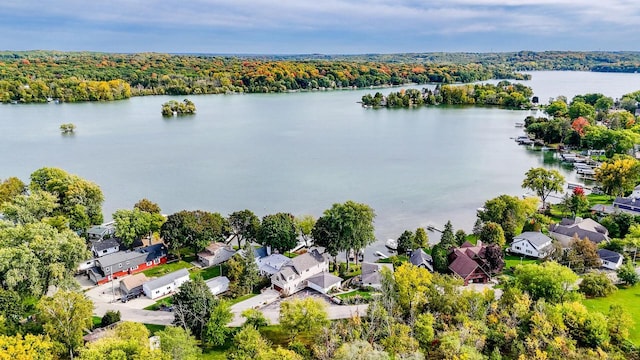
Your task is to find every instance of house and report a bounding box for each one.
[271,249,339,296]
[448,241,494,286]
[197,242,236,267]
[612,197,640,216]
[598,249,623,270]
[510,232,554,259]
[91,238,120,258]
[206,276,230,295]
[306,272,343,294]
[87,224,116,241]
[548,217,609,247]
[119,273,148,301]
[257,254,291,276]
[143,268,190,300]
[359,262,394,289]
[409,249,433,272]
[87,244,168,285]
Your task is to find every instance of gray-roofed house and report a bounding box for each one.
[271,249,337,296]
[307,272,343,294]
[510,232,554,259]
[409,249,433,272]
[598,249,623,270]
[197,242,236,267]
[257,254,291,276]
[612,197,640,216]
[359,262,394,289]
[91,238,121,258]
[206,276,230,295]
[120,273,149,301]
[548,217,609,247]
[87,224,116,241]
[87,244,168,285]
[143,268,190,300]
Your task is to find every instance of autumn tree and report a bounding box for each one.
[394,263,432,316]
[563,236,601,273]
[522,167,565,209]
[0,334,54,359]
[134,198,161,214]
[595,156,640,198]
[0,177,26,205]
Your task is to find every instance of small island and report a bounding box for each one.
[161,99,196,116]
[361,81,534,109]
[59,123,76,134]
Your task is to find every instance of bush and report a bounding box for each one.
[578,272,617,297]
[617,262,639,286]
[101,310,121,327]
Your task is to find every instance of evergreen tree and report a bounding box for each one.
[239,244,260,295]
[439,221,456,249]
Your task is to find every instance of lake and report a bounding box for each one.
[1,71,640,257]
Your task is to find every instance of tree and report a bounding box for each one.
[484,244,505,273]
[173,276,216,339]
[0,177,26,205]
[560,187,590,217]
[431,244,449,274]
[617,262,639,286]
[414,312,435,350]
[312,201,375,268]
[229,209,261,248]
[156,326,201,360]
[381,323,420,358]
[333,340,390,360]
[0,190,58,225]
[564,236,601,273]
[79,322,163,360]
[396,230,414,255]
[472,219,483,236]
[607,304,634,345]
[568,101,595,120]
[0,289,25,332]
[595,156,640,198]
[204,300,233,346]
[37,290,93,359]
[413,228,429,249]
[545,100,568,117]
[454,229,467,246]
[227,326,300,360]
[100,310,121,327]
[258,213,298,254]
[134,198,161,214]
[512,262,578,303]
[439,220,456,249]
[394,263,432,316]
[294,214,315,247]
[279,298,329,340]
[0,334,54,359]
[522,167,565,209]
[112,208,153,248]
[479,222,506,247]
[160,210,230,257]
[478,195,537,241]
[59,123,76,134]
[578,272,616,298]
[239,244,260,296]
[241,308,269,328]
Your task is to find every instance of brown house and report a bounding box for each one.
[448,241,498,285]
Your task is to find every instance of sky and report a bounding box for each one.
[1,0,640,54]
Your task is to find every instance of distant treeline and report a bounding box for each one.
[362,81,534,109]
[0,51,529,103]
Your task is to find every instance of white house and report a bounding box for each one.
[256,254,291,276]
[205,276,230,295]
[598,249,623,270]
[510,232,554,259]
[91,238,120,258]
[197,242,236,267]
[142,268,190,300]
[271,249,338,296]
[548,217,609,247]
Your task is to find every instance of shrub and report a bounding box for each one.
[578,272,616,297]
[100,310,121,327]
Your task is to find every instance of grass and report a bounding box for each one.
[190,265,221,280]
[227,293,258,306]
[503,255,540,270]
[143,323,166,335]
[587,193,613,206]
[91,316,102,329]
[284,252,299,258]
[337,289,373,301]
[144,296,174,311]
[583,284,640,345]
[259,325,290,347]
[142,260,192,278]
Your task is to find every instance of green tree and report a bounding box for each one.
[241,308,269,328]
[258,213,298,254]
[607,304,634,345]
[229,209,261,248]
[414,312,435,350]
[333,340,390,360]
[454,229,467,246]
[79,322,164,360]
[617,262,639,286]
[396,230,414,255]
[479,195,537,241]
[522,167,565,209]
[312,201,375,268]
[564,236,601,273]
[134,198,161,214]
[294,214,316,247]
[112,208,154,248]
[578,272,616,298]
[595,156,640,198]
[156,326,201,360]
[173,276,216,339]
[479,222,506,247]
[0,177,26,205]
[239,243,260,296]
[568,101,595,120]
[413,228,429,249]
[512,262,578,303]
[160,210,230,257]
[0,334,54,359]
[279,298,329,340]
[545,99,568,117]
[37,290,93,359]
[0,190,58,225]
[431,244,449,273]
[439,220,456,249]
[204,300,233,346]
[100,310,121,327]
[0,289,24,333]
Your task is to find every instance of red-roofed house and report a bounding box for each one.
[448,241,499,285]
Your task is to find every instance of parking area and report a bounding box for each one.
[80,275,157,310]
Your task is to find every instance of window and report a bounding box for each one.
[125,261,130,265]
[526,250,532,254]
[154,258,161,265]
[146,261,152,266]
[118,263,123,268]
[104,266,110,272]
[102,249,107,254]
[515,246,521,250]
[130,265,138,271]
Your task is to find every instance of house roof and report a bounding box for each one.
[513,232,553,250]
[254,247,268,259]
[204,242,228,254]
[92,238,120,252]
[87,224,114,237]
[97,251,148,270]
[409,249,434,271]
[206,276,230,295]
[258,254,291,275]
[144,268,190,291]
[290,249,325,274]
[549,218,609,244]
[448,249,490,280]
[307,272,342,288]
[597,249,623,264]
[120,273,149,292]
[138,244,168,262]
[360,262,394,285]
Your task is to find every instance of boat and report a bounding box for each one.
[375,251,388,259]
[515,122,524,127]
[567,182,586,190]
[385,238,398,250]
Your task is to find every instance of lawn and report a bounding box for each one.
[503,255,539,270]
[144,295,174,311]
[227,293,258,306]
[190,265,221,280]
[583,284,640,345]
[142,260,192,278]
[143,323,166,335]
[587,193,613,206]
[337,289,374,302]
